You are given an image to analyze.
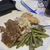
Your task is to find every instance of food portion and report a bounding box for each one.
[21,12,39,25]
[0,13,49,50]
[2,19,21,48]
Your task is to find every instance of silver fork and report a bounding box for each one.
[32,25,50,29]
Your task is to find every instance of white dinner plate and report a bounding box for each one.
[0,0,50,50]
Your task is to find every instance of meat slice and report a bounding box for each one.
[2,19,21,48]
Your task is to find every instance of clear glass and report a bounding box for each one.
[37,0,48,8]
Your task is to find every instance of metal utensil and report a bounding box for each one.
[32,25,50,29]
